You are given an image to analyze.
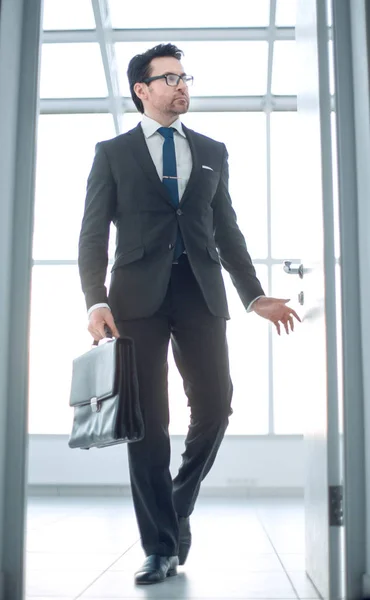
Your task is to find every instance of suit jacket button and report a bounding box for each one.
[168,243,174,250]
[176,209,183,216]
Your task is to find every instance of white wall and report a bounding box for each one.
[27,434,304,494]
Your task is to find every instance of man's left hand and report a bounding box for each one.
[252,296,301,335]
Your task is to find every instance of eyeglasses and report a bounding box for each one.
[142,73,194,87]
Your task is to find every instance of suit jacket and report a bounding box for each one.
[78,122,265,320]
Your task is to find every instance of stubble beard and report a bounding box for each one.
[168,97,189,116]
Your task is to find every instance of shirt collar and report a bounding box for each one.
[141,114,186,139]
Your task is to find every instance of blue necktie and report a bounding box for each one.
[157,127,185,260]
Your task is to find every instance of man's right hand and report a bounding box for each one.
[88,307,120,343]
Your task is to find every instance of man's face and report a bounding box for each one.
[136,56,190,117]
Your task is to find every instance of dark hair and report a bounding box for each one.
[127,43,184,114]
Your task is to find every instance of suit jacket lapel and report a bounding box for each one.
[128,123,172,206]
[179,124,201,206]
[127,122,201,207]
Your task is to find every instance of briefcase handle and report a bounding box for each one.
[92,325,114,347]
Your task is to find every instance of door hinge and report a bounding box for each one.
[329,485,344,526]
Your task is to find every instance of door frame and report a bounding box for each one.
[332,1,368,598]
[0,0,42,598]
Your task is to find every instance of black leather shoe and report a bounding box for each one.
[134,554,179,585]
[178,516,192,565]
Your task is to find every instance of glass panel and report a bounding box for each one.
[28,266,112,433]
[42,0,96,30]
[225,265,269,434]
[39,43,108,98]
[121,113,144,133]
[271,41,297,95]
[169,265,269,435]
[33,115,116,260]
[116,41,268,97]
[270,112,303,259]
[109,0,270,28]
[275,0,296,26]
[271,264,303,434]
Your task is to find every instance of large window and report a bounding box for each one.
[40,44,108,98]
[30,0,299,435]
[108,0,271,28]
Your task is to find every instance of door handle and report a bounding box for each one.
[283,261,304,279]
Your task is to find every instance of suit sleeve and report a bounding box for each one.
[78,142,117,311]
[212,144,266,310]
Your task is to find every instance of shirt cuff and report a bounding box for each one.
[87,302,111,319]
[246,295,265,313]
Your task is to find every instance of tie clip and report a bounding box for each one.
[163,175,183,180]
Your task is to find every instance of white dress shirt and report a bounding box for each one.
[87,115,260,319]
[141,114,192,199]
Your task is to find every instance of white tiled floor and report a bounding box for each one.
[25,495,319,600]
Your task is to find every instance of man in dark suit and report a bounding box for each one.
[78,43,300,585]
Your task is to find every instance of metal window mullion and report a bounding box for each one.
[266,0,277,435]
[266,111,275,436]
[31,258,302,267]
[266,0,277,100]
[91,0,123,134]
[41,26,295,44]
[39,95,298,115]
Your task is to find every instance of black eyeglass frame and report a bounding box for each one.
[141,73,194,87]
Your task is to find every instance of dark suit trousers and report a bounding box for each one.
[116,256,233,557]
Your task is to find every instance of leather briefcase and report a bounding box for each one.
[68,336,144,449]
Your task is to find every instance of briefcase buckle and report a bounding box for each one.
[90,397,101,413]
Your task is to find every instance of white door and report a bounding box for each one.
[289,1,344,598]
